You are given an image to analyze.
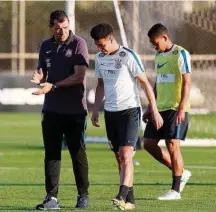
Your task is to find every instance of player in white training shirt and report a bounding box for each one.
[90,23,163,210]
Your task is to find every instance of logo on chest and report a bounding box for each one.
[173,50,178,55]
[65,49,72,57]
[157,62,168,69]
[104,70,118,79]
[114,58,122,69]
[119,51,126,57]
[157,73,175,83]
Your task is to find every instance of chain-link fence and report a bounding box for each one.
[0,0,216,111]
[0,1,216,69]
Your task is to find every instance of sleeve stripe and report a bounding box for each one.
[123,47,144,72]
[180,50,190,73]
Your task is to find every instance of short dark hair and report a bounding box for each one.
[49,10,69,27]
[147,23,168,38]
[90,23,113,40]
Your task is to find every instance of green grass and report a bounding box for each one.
[0,112,216,211]
[188,114,216,138]
[0,112,215,138]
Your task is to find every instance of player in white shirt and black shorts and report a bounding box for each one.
[90,23,163,210]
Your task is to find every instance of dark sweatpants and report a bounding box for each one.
[41,112,89,198]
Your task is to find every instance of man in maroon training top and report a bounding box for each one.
[31,10,89,210]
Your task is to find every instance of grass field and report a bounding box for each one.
[0,112,216,139]
[0,113,216,211]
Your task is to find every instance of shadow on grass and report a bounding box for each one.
[0,145,44,150]
[0,207,34,211]
[0,144,109,151]
[0,207,110,212]
[18,146,44,150]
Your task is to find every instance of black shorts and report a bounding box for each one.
[144,110,188,140]
[104,107,141,152]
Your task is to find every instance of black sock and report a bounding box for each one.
[117,185,129,202]
[126,187,135,204]
[171,176,181,192]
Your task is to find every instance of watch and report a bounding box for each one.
[51,84,57,91]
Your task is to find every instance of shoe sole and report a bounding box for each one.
[75,206,88,208]
[36,207,60,210]
[157,197,181,200]
[125,203,136,210]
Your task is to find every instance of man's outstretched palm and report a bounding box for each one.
[32,83,53,95]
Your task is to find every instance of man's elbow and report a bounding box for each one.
[96,83,104,91]
[75,74,85,84]
[184,81,191,89]
[78,77,84,84]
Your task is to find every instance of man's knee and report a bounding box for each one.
[119,147,134,162]
[166,139,180,154]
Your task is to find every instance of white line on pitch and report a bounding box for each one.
[182,149,216,152]
[185,165,216,169]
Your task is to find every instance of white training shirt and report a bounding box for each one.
[95,45,145,111]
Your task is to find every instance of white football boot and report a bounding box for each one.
[180,169,192,192]
[157,190,181,200]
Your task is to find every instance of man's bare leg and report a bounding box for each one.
[111,146,134,210]
[144,138,172,169]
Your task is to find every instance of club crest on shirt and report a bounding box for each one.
[65,49,72,57]
[114,58,122,69]
[119,51,126,57]
[173,50,178,55]
[156,52,160,56]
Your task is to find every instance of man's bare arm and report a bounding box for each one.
[137,73,163,129]
[55,65,87,87]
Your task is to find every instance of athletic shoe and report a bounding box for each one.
[36,195,60,210]
[125,202,136,210]
[180,169,192,192]
[125,193,135,210]
[75,195,88,208]
[111,196,126,210]
[157,190,181,200]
